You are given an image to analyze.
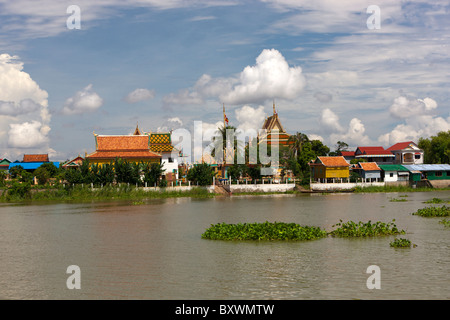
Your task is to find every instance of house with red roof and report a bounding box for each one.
[340,151,355,163]
[387,141,423,165]
[354,146,395,164]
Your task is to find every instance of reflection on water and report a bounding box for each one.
[0,191,449,299]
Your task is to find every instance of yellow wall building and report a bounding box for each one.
[310,156,350,180]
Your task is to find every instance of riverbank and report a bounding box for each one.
[0,183,449,203]
[0,184,214,202]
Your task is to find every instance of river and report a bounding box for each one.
[0,191,449,300]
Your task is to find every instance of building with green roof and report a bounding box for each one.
[378,164,410,183]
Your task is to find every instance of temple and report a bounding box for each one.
[85,124,180,180]
[258,101,291,146]
[86,125,161,165]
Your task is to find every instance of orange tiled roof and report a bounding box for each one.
[87,150,160,160]
[96,135,149,151]
[318,156,349,167]
[87,134,161,160]
[23,154,49,162]
[359,162,381,171]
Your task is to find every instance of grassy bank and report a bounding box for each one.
[231,190,298,196]
[352,185,449,193]
[0,184,214,202]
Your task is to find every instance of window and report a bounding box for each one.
[389,173,394,178]
[168,157,173,163]
[415,154,421,159]
[435,171,442,177]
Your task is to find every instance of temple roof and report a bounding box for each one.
[133,124,142,135]
[261,101,286,133]
[149,133,175,153]
[87,150,160,160]
[261,114,285,133]
[87,133,161,160]
[96,135,150,151]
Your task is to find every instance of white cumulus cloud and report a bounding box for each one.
[0,99,41,116]
[0,54,49,108]
[62,84,103,115]
[163,49,305,106]
[389,96,438,119]
[318,108,371,147]
[221,49,305,104]
[8,120,49,148]
[124,88,155,103]
[0,53,52,155]
[379,96,450,146]
[235,105,266,134]
[157,117,184,132]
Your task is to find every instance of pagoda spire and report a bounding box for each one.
[273,99,277,115]
[133,122,142,135]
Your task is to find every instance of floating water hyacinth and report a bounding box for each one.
[412,205,450,217]
[329,219,405,237]
[390,238,416,248]
[201,221,328,241]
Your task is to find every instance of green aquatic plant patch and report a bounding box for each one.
[329,219,405,237]
[412,205,450,217]
[439,219,450,227]
[389,197,408,202]
[423,197,449,204]
[201,221,328,241]
[390,238,415,248]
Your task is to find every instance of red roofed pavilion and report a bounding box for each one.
[86,125,161,165]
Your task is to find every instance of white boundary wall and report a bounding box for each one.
[310,181,385,191]
[229,184,296,193]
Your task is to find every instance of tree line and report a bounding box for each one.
[1,129,448,189]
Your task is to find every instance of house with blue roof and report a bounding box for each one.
[402,164,450,188]
[8,154,60,172]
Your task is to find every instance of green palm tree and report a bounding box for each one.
[288,132,309,158]
[211,125,244,164]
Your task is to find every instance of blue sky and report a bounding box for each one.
[0,0,449,162]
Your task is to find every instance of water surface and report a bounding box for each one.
[0,191,449,299]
